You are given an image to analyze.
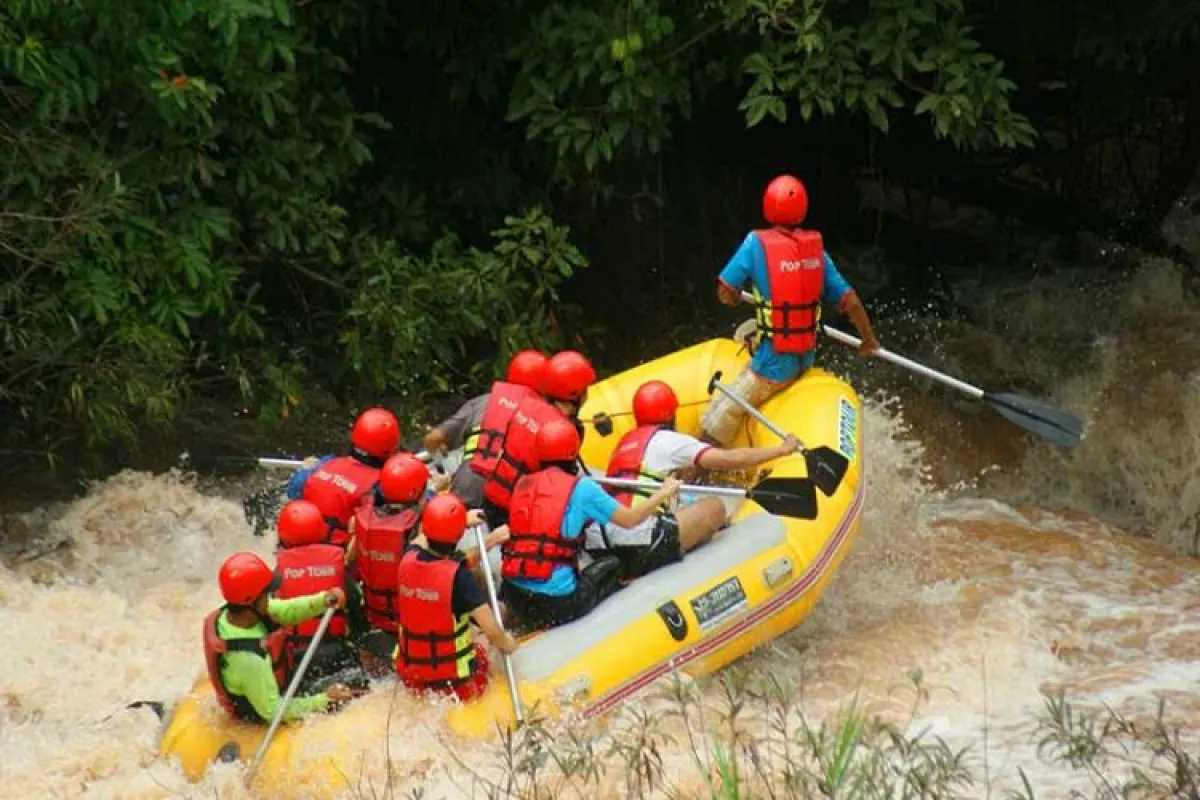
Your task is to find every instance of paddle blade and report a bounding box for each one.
[985,391,1084,449]
[746,477,820,520]
[803,446,849,496]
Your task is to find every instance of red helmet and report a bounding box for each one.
[351,408,401,458]
[762,174,808,226]
[506,349,548,389]
[633,380,679,426]
[541,350,596,402]
[536,417,581,463]
[218,552,279,606]
[422,493,467,545]
[379,453,429,504]
[277,500,327,547]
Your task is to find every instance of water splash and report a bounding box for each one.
[3,381,1196,798]
[3,239,1200,797]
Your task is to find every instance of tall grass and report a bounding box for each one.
[347,668,1198,799]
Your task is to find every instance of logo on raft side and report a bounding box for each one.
[837,396,858,463]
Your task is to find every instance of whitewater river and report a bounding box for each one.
[2,259,1198,798]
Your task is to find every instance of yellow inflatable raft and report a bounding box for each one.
[158,337,866,794]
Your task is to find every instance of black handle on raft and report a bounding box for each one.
[591,412,614,437]
[707,370,723,396]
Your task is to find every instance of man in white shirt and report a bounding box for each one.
[588,380,800,579]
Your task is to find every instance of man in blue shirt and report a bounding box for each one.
[499,418,681,630]
[700,174,881,445]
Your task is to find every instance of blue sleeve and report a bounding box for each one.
[285,455,334,499]
[717,233,762,290]
[566,478,621,537]
[821,251,853,306]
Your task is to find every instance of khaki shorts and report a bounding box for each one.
[699,365,784,446]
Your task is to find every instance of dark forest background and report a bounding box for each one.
[1,0,1198,468]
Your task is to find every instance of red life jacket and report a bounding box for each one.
[604,424,670,506]
[202,608,287,723]
[302,455,381,547]
[482,395,565,509]
[752,228,825,355]
[275,545,348,671]
[394,549,477,683]
[352,496,420,633]
[467,382,535,480]
[502,467,582,581]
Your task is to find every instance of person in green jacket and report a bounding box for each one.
[203,552,354,724]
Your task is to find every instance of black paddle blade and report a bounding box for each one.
[985,391,1084,450]
[745,477,820,520]
[707,370,723,396]
[802,446,849,496]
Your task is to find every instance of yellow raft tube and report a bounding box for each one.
[157,337,866,794]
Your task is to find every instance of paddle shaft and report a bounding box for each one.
[257,451,434,470]
[245,605,337,785]
[738,289,984,400]
[471,523,524,726]
[594,476,752,501]
[709,376,796,444]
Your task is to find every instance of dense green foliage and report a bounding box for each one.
[1,0,1197,452]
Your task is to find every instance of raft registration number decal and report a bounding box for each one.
[837,397,858,462]
[690,576,749,632]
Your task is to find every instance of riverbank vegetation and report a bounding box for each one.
[1,0,1198,462]
[400,670,1198,799]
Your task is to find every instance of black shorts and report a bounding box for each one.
[608,514,683,580]
[499,556,623,632]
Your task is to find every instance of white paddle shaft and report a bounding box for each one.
[245,605,337,785]
[737,289,984,400]
[471,523,524,725]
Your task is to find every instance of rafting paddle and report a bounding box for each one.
[248,450,443,537]
[820,325,1084,448]
[470,522,525,726]
[736,290,1084,449]
[245,605,338,786]
[706,372,849,497]
[594,475,819,520]
[257,451,435,470]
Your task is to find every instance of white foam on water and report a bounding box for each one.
[3,258,1200,797]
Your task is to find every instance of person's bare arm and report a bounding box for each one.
[424,427,448,455]
[471,605,518,654]
[608,477,681,528]
[696,434,800,471]
[841,291,880,355]
[717,281,741,306]
[462,518,509,569]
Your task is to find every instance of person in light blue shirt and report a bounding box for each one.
[700,174,880,445]
[499,418,681,630]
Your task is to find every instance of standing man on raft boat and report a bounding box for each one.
[700,174,882,446]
